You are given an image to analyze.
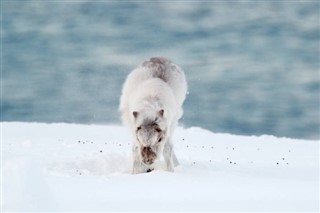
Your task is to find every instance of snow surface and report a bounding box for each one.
[1,122,319,212]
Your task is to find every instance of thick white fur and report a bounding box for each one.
[119,57,187,174]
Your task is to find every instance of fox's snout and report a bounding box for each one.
[141,146,157,165]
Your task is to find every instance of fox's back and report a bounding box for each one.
[132,57,187,105]
[119,57,187,126]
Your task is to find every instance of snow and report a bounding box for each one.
[1,122,319,212]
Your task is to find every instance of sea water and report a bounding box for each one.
[2,1,319,139]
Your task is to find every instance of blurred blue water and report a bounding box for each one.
[2,1,319,140]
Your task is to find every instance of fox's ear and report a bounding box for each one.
[133,111,138,119]
[158,109,164,118]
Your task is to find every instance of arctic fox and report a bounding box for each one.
[119,57,187,174]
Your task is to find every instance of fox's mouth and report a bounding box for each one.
[143,159,154,165]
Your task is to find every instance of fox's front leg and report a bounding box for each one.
[132,145,142,174]
[163,140,175,172]
[132,145,149,174]
[172,149,180,167]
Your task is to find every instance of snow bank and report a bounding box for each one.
[2,122,319,212]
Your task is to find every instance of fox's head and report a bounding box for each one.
[132,109,167,165]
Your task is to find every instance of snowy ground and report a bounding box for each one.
[1,122,319,212]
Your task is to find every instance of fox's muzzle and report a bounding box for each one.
[141,146,157,165]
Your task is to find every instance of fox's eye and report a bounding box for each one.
[137,126,141,131]
[158,138,162,143]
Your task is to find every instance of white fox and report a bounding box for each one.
[119,57,187,174]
